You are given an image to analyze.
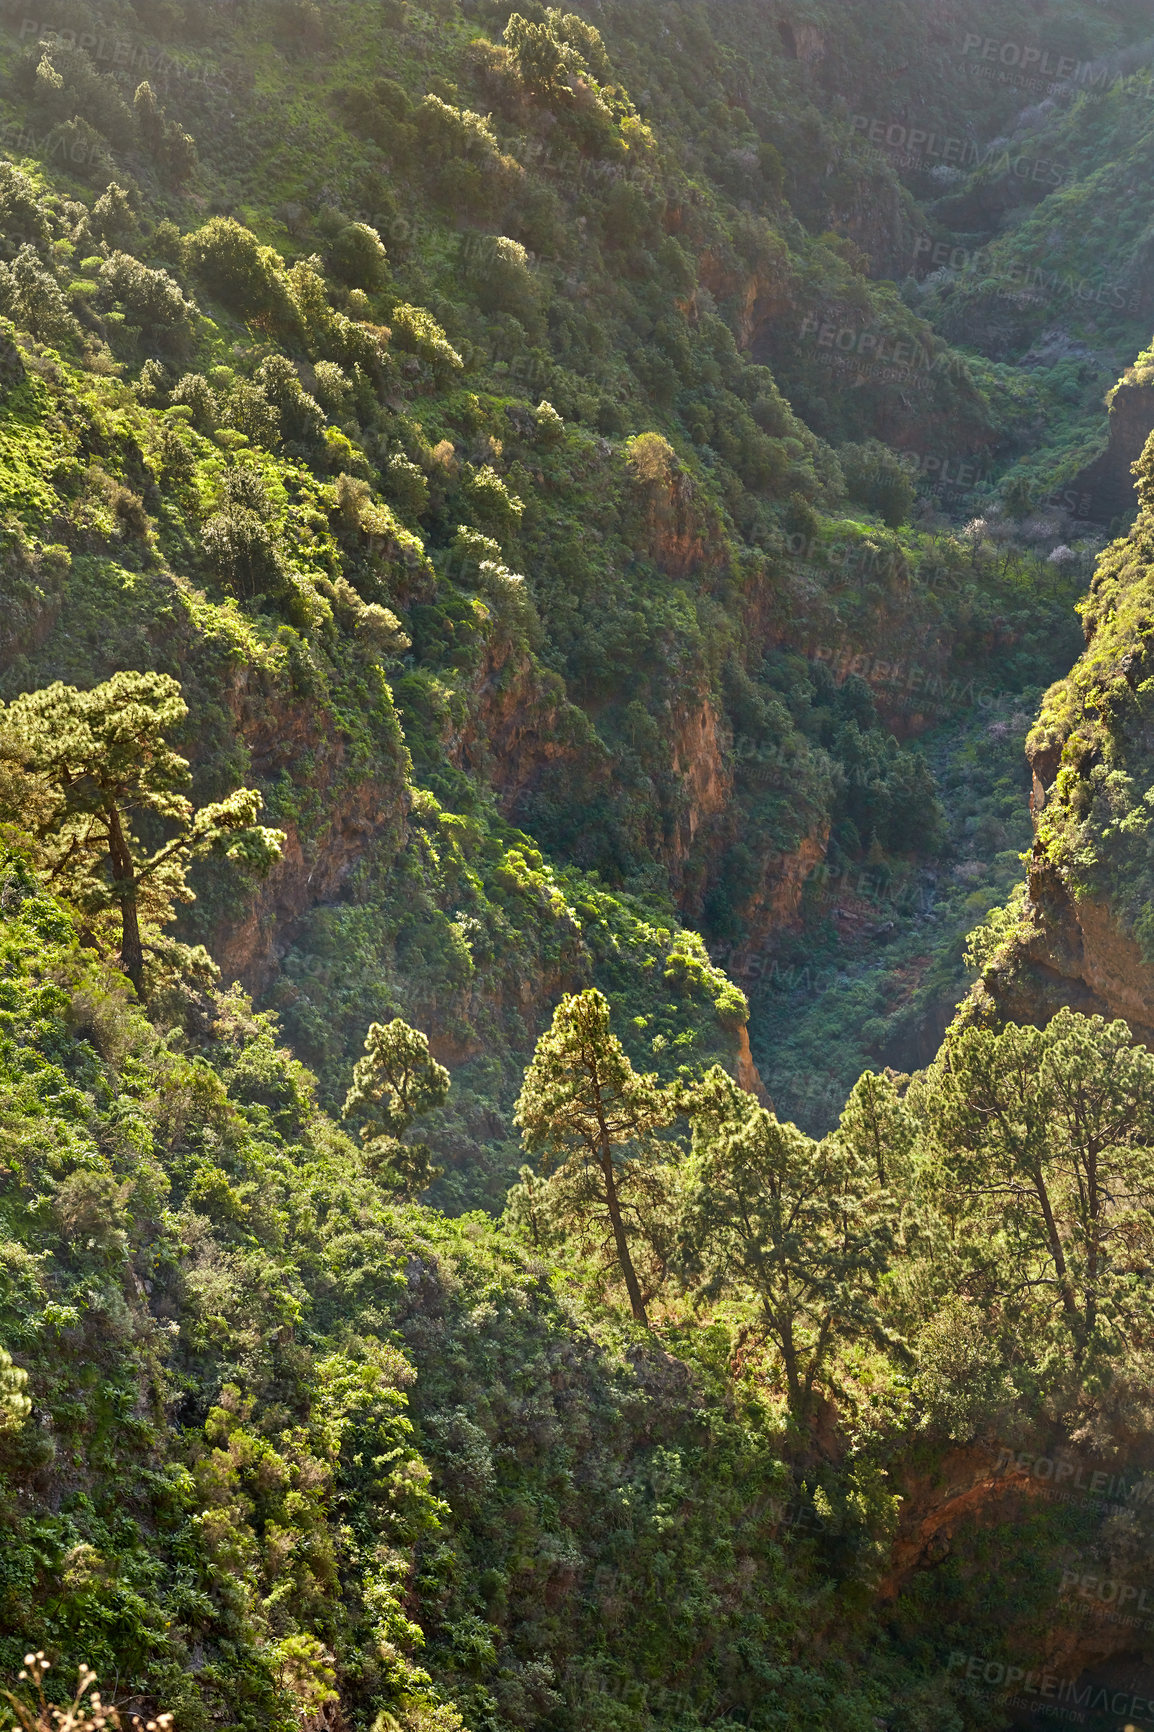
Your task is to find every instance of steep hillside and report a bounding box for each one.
[6,2,1154,1729]
[6,858,1154,1732]
[0,0,1134,1163]
[968,423,1154,1038]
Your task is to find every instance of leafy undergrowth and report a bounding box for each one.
[1,855,1141,1732]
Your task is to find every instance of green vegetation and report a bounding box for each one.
[0,672,283,997]
[2,0,1154,1728]
[4,855,1154,1732]
[513,987,673,1324]
[343,1015,451,1195]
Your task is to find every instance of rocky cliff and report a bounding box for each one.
[1072,375,1154,525]
[972,434,1154,1039]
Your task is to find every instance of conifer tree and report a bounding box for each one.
[682,1067,893,1417]
[922,1009,1154,1363]
[835,1069,916,1187]
[515,989,672,1325]
[0,672,283,998]
[343,1018,450,1197]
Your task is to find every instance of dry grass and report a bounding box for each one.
[2,1656,172,1732]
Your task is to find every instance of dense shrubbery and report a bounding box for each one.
[0,0,1148,1725]
[2,848,1151,1732]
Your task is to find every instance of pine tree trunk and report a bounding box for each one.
[107,803,144,998]
[599,1145,649,1327]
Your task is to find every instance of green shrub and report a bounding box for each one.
[99,252,193,343]
[255,354,326,446]
[202,505,292,604]
[461,233,537,321]
[840,439,916,529]
[30,39,135,148]
[327,222,388,290]
[0,246,78,346]
[222,380,282,448]
[388,302,463,385]
[0,164,50,253]
[385,452,429,519]
[183,217,291,325]
[171,371,217,430]
[312,360,354,421]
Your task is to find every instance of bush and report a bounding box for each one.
[221,382,282,448]
[385,452,429,519]
[783,490,820,542]
[840,439,916,529]
[80,183,138,251]
[327,222,388,290]
[415,96,519,212]
[137,358,169,404]
[99,252,193,342]
[626,431,677,486]
[220,464,274,518]
[42,117,115,185]
[535,398,565,444]
[31,40,135,148]
[462,233,537,321]
[0,164,50,254]
[254,355,325,446]
[158,423,195,490]
[183,218,291,324]
[312,360,354,421]
[171,372,216,431]
[463,464,524,537]
[416,94,501,165]
[0,246,79,346]
[388,303,463,385]
[202,505,291,604]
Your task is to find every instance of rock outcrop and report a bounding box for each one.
[212,665,409,996]
[1071,374,1154,524]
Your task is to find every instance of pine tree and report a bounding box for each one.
[343,1018,450,1196]
[835,1069,915,1187]
[922,1009,1154,1363]
[0,672,283,998]
[682,1066,892,1417]
[515,989,672,1326]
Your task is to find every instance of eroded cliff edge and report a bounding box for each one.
[973,426,1154,1040]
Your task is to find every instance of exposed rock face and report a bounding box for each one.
[983,841,1154,1045]
[638,462,727,580]
[452,630,592,815]
[1071,376,1154,523]
[734,1023,771,1105]
[976,626,1154,1039]
[748,827,830,938]
[880,1441,1154,1690]
[776,19,825,64]
[669,696,732,862]
[696,252,792,354]
[212,667,408,996]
